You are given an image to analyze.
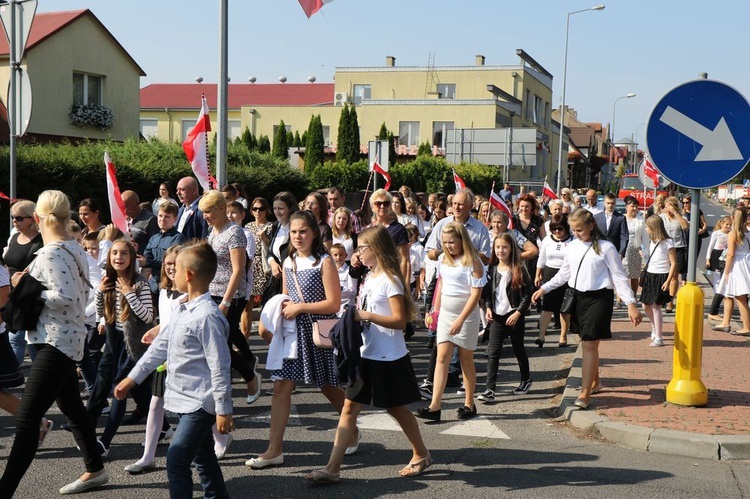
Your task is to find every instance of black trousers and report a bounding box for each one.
[0,344,103,498]
[86,340,114,421]
[212,297,256,382]
[485,311,529,391]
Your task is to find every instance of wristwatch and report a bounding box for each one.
[221,300,232,308]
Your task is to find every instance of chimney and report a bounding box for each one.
[475,54,485,66]
[386,55,396,67]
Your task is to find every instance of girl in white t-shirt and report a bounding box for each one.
[640,216,676,347]
[306,225,430,484]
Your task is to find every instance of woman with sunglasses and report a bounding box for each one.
[3,200,43,366]
[243,197,274,334]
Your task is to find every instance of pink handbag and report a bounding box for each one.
[292,268,337,349]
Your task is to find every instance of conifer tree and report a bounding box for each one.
[272,120,289,159]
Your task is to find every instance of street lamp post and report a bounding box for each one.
[611,92,636,146]
[556,4,606,194]
[633,121,646,172]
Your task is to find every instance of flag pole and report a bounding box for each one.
[201,92,213,189]
[487,181,495,224]
[361,171,374,211]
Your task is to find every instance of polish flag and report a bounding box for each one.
[543,180,558,199]
[453,170,466,191]
[372,161,392,190]
[183,95,216,192]
[643,155,660,188]
[490,190,514,229]
[104,151,130,236]
[298,0,333,18]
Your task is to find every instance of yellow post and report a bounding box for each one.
[666,282,708,406]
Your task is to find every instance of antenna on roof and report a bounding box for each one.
[279,76,287,83]
[307,76,316,83]
[248,76,256,83]
[195,76,203,83]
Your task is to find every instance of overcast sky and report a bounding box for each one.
[40,0,750,150]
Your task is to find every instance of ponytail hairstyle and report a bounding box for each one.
[730,207,748,245]
[103,239,139,324]
[288,210,325,270]
[357,225,417,320]
[645,215,670,243]
[568,208,604,255]
[489,233,524,290]
[35,190,71,229]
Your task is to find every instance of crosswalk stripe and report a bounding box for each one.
[440,417,511,439]
[240,404,303,426]
[356,412,403,432]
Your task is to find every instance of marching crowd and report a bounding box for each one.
[0,177,748,498]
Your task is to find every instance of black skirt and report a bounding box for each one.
[346,354,421,408]
[541,267,568,312]
[709,249,723,272]
[0,332,23,389]
[675,247,687,274]
[640,271,672,305]
[571,288,614,341]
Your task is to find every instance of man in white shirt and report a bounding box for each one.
[584,189,604,215]
[425,189,491,264]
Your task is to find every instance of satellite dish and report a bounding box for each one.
[248,76,256,83]
[307,76,316,83]
[278,76,287,83]
[195,76,203,83]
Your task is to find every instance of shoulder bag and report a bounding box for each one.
[559,245,592,315]
[640,241,661,281]
[291,260,337,349]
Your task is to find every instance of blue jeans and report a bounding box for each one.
[167,408,228,499]
[8,330,35,367]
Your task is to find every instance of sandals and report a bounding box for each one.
[399,452,433,477]
[305,469,341,484]
[38,418,54,447]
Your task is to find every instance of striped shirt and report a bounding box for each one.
[95,279,154,329]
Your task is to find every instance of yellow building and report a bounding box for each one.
[0,9,145,142]
[140,50,563,182]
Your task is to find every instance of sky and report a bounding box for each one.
[40,0,750,150]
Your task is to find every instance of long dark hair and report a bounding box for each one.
[490,233,524,290]
[288,210,326,270]
[103,239,139,324]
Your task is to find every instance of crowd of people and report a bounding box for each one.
[0,177,746,497]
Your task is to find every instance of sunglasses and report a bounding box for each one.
[373,201,391,208]
[252,206,265,212]
[551,227,566,232]
[12,216,31,222]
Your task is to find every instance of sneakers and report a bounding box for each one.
[650,338,664,347]
[651,326,656,340]
[418,380,433,400]
[456,383,466,396]
[513,379,532,395]
[477,390,495,402]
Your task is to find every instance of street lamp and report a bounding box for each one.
[556,4,605,193]
[611,92,636,145]
[633,121,646,172]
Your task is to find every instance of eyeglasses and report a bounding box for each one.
[252,207,265,212]
[373,201,390,208]
[358,245,371,253]
[551,227,566,232]
[12,216,31,222]
[682,200,690,204]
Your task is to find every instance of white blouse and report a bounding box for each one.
[437,253,487,299]
[538,235,574,270]
[541,238,636,305]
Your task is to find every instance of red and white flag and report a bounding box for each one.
[543,180,558,199]
[372,161,391,191]
[183,95,216,192]
[453,169,466,191]
[104,151,129,236]
[298,0,333,18]
[643,154,660,187]
[489,189,514,229]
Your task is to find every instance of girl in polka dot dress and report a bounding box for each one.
[246,211,356,469]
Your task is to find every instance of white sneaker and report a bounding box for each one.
[650,338,664,347]
[651,326,656,340]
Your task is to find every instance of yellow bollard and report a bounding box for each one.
[666,282,708,406]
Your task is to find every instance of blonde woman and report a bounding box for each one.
[560,188,575,212]
[331,206,356,260]
[713,208,750,334]
[415,222,485,421]
[659,196,688,312]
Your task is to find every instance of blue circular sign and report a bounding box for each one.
[645,79,750,189]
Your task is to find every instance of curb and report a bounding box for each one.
[559,325,750,461]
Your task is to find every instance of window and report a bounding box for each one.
[533,95,544,125]
[322,125,331,146]
[353,84,371,105]
[140,119,158,140]
[181,119,196,142]
[545,102,551,128]
[525,90,532,119]
[73,73,103,106]
[436,83,456,99]
[228,120,242,140]
[432,121,454,148]
[398,121,420,147]
[272,124,292,139]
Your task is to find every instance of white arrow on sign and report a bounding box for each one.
[659,106,743,162]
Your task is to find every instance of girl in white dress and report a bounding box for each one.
[415,222,485,422]
[640,216,676,347]
[713,208,750,334]
[706,216,730,321]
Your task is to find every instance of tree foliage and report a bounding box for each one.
[305,114,325,170]
[272,120,289,160]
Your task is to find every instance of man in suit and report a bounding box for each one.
[594,192,628,257]
[176,176,208,240]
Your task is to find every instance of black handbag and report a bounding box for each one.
[3,272,46,331]
[559,246,591,315]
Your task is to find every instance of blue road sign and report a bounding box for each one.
[645,79,750,190]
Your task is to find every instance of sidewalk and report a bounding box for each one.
[559,271,750,461]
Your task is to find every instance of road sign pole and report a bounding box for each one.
[8,0,17,224]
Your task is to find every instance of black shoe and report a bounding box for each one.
[534,338,544,348]
[477,390,495,402]
[446,373,461,388]
[418,380,433,400]
[456,405,477,420]
[426,337,435,349]
[513,379,532,395]
[414,407,441,422]
[122,408,147,426]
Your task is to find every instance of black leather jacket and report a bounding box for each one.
[482,265,533,315]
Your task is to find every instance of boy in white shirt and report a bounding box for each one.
[331,243,358,313]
